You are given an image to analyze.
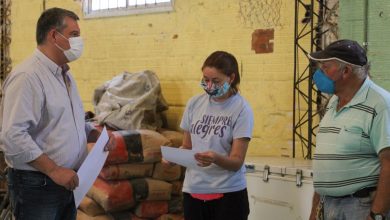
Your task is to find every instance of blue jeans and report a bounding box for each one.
[7,168,76,220]
[323,195,390,220]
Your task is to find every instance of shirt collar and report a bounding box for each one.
[329,77,371,109]
[34,48,70,76]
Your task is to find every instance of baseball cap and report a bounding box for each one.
[308,39,367,66]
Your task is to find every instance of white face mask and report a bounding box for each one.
[55,32,84,62]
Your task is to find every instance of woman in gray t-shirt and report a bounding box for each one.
[164,51,254,220]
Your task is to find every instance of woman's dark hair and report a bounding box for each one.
[202,51,240,93]
[36,7,79,45]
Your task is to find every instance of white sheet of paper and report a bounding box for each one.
[74,127,109,207]
[161,146,200,170]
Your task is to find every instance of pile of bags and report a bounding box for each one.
[77,128,185,220]
[78,71,185,220]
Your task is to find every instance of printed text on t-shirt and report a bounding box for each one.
[190,115,232,138]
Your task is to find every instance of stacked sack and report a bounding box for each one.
[77,127,185,220]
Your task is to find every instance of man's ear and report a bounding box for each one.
[343,65,353,78]
[46,28,57,44]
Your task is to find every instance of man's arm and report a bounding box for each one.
[29,154,78,191]
[1,73,44,165]
[309,192,320,220]
[369,147,390,217]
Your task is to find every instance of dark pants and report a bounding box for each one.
[183,188,250,220]
[7,168,76,220]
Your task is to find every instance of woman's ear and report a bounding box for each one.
[229,73,236,84]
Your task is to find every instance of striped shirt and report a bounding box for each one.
[0,49,94,171]
[313,78,390,196]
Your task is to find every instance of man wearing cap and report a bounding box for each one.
[308,39,390,220]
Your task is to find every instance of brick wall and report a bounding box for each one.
[10,0,300,157]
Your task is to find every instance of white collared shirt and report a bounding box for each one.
[0,49,93,170]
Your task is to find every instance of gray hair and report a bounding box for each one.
[337,61,368,79]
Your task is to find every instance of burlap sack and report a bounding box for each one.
[110,212,147,220]
[87,178,135,212]
[130,178,172,201]
[134,196,183,219]
[79,196,105,217]
[156,214,185,220]
[152,162,181,181]
[170,181,183,196]
[106,129,172,165]
[99,163,154,180]
[76,209,113,220]
[93,70,168,130]
[168,196,183,214]
[157,129,183,148]
[134,201,168,219]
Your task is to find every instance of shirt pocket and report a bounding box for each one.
[342,126,364,152]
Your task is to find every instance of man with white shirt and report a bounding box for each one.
[0,7,112,220]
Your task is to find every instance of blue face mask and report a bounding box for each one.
[200,80,231,97]
[313,68,335,94]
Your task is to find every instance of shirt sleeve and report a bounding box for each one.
[233,103,254,139]
[85,121,97,138]
[180,97,194,132]
[370,106,390,153]
[1,73,44,166]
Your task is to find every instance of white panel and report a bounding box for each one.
[245,157,314,220]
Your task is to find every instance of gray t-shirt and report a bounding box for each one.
[180,93,254,193]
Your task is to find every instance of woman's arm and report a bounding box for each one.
[195,137,249,171]
[180,131,192,150]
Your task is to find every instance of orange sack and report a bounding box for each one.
[99,163,154,180]
[106,129,172,165]
[87,178,135,212]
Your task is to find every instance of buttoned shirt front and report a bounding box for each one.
[0,49,93,170]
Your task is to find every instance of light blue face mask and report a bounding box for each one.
[313,68,335,94]
[200,80,231,97]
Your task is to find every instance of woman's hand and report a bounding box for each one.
[195,151,218,167]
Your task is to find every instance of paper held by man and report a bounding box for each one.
[74,127,109,207]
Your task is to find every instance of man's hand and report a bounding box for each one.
[29,154,78,191]
[47,166,79,191]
